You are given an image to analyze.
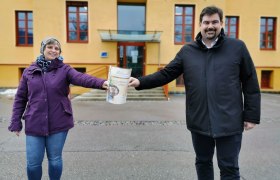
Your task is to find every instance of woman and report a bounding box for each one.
[8,37,108,180]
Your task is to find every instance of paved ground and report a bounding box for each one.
[0,92,280,180]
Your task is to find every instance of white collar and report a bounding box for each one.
[202,37,219,49]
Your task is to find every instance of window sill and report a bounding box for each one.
[67,41,88,43]
[16,45,33,47]
[260,48,276,51]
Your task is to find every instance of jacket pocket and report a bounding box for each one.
[61,99,72,115]
[22,102,32,120]
[185,88,193,119]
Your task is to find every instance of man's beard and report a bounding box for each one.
[205,28,217,40]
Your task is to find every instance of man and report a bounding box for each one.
[128,6,260,180]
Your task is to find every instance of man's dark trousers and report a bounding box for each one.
[191,132,242,180]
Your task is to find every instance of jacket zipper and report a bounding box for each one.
[206,49,213,137]
[41,70,49,136]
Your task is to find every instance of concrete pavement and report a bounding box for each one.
[0,93,280,180]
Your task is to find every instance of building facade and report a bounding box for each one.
[1,0,280,93]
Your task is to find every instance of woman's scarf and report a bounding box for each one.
[36,55,64,72]
[36,55,51,72]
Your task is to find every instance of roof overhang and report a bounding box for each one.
[98,30,162,42]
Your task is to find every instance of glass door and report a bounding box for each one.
[118,42,145,78]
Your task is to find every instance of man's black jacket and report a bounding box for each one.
[137,31,261,138]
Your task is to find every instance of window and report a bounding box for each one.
[225,16,239,38]
[174,5,195,44]
[16,11,33,46]
[118,4,146,34]
[261,70,272,88]
[74,67,86,73]
[66,2,88,42]
[19,68,26,81]
[260,17,277,50]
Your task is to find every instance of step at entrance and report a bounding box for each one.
[72,87,168,101]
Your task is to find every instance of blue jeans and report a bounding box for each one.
[191,132,242,180]
[26,131,68,180]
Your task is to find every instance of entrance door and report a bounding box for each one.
[118,42,145,78]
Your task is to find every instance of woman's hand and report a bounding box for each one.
[14,131,20,136]
[102,81,109,90]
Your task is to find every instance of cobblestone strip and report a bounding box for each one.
[74,120,186,126]
[1,117,279,125]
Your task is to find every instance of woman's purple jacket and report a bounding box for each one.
[8,59,106,136]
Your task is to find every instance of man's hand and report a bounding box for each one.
[244,122,256,131]
[128,77,140,87]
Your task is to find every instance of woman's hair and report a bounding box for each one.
[199,6,223,23]
[40,37,61,54]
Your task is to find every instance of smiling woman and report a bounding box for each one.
[44,44,60,60]
[36,37,64,71]
[41,37,61,52]
[8,37,108,180]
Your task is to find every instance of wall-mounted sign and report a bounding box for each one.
[100,51,108,58]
